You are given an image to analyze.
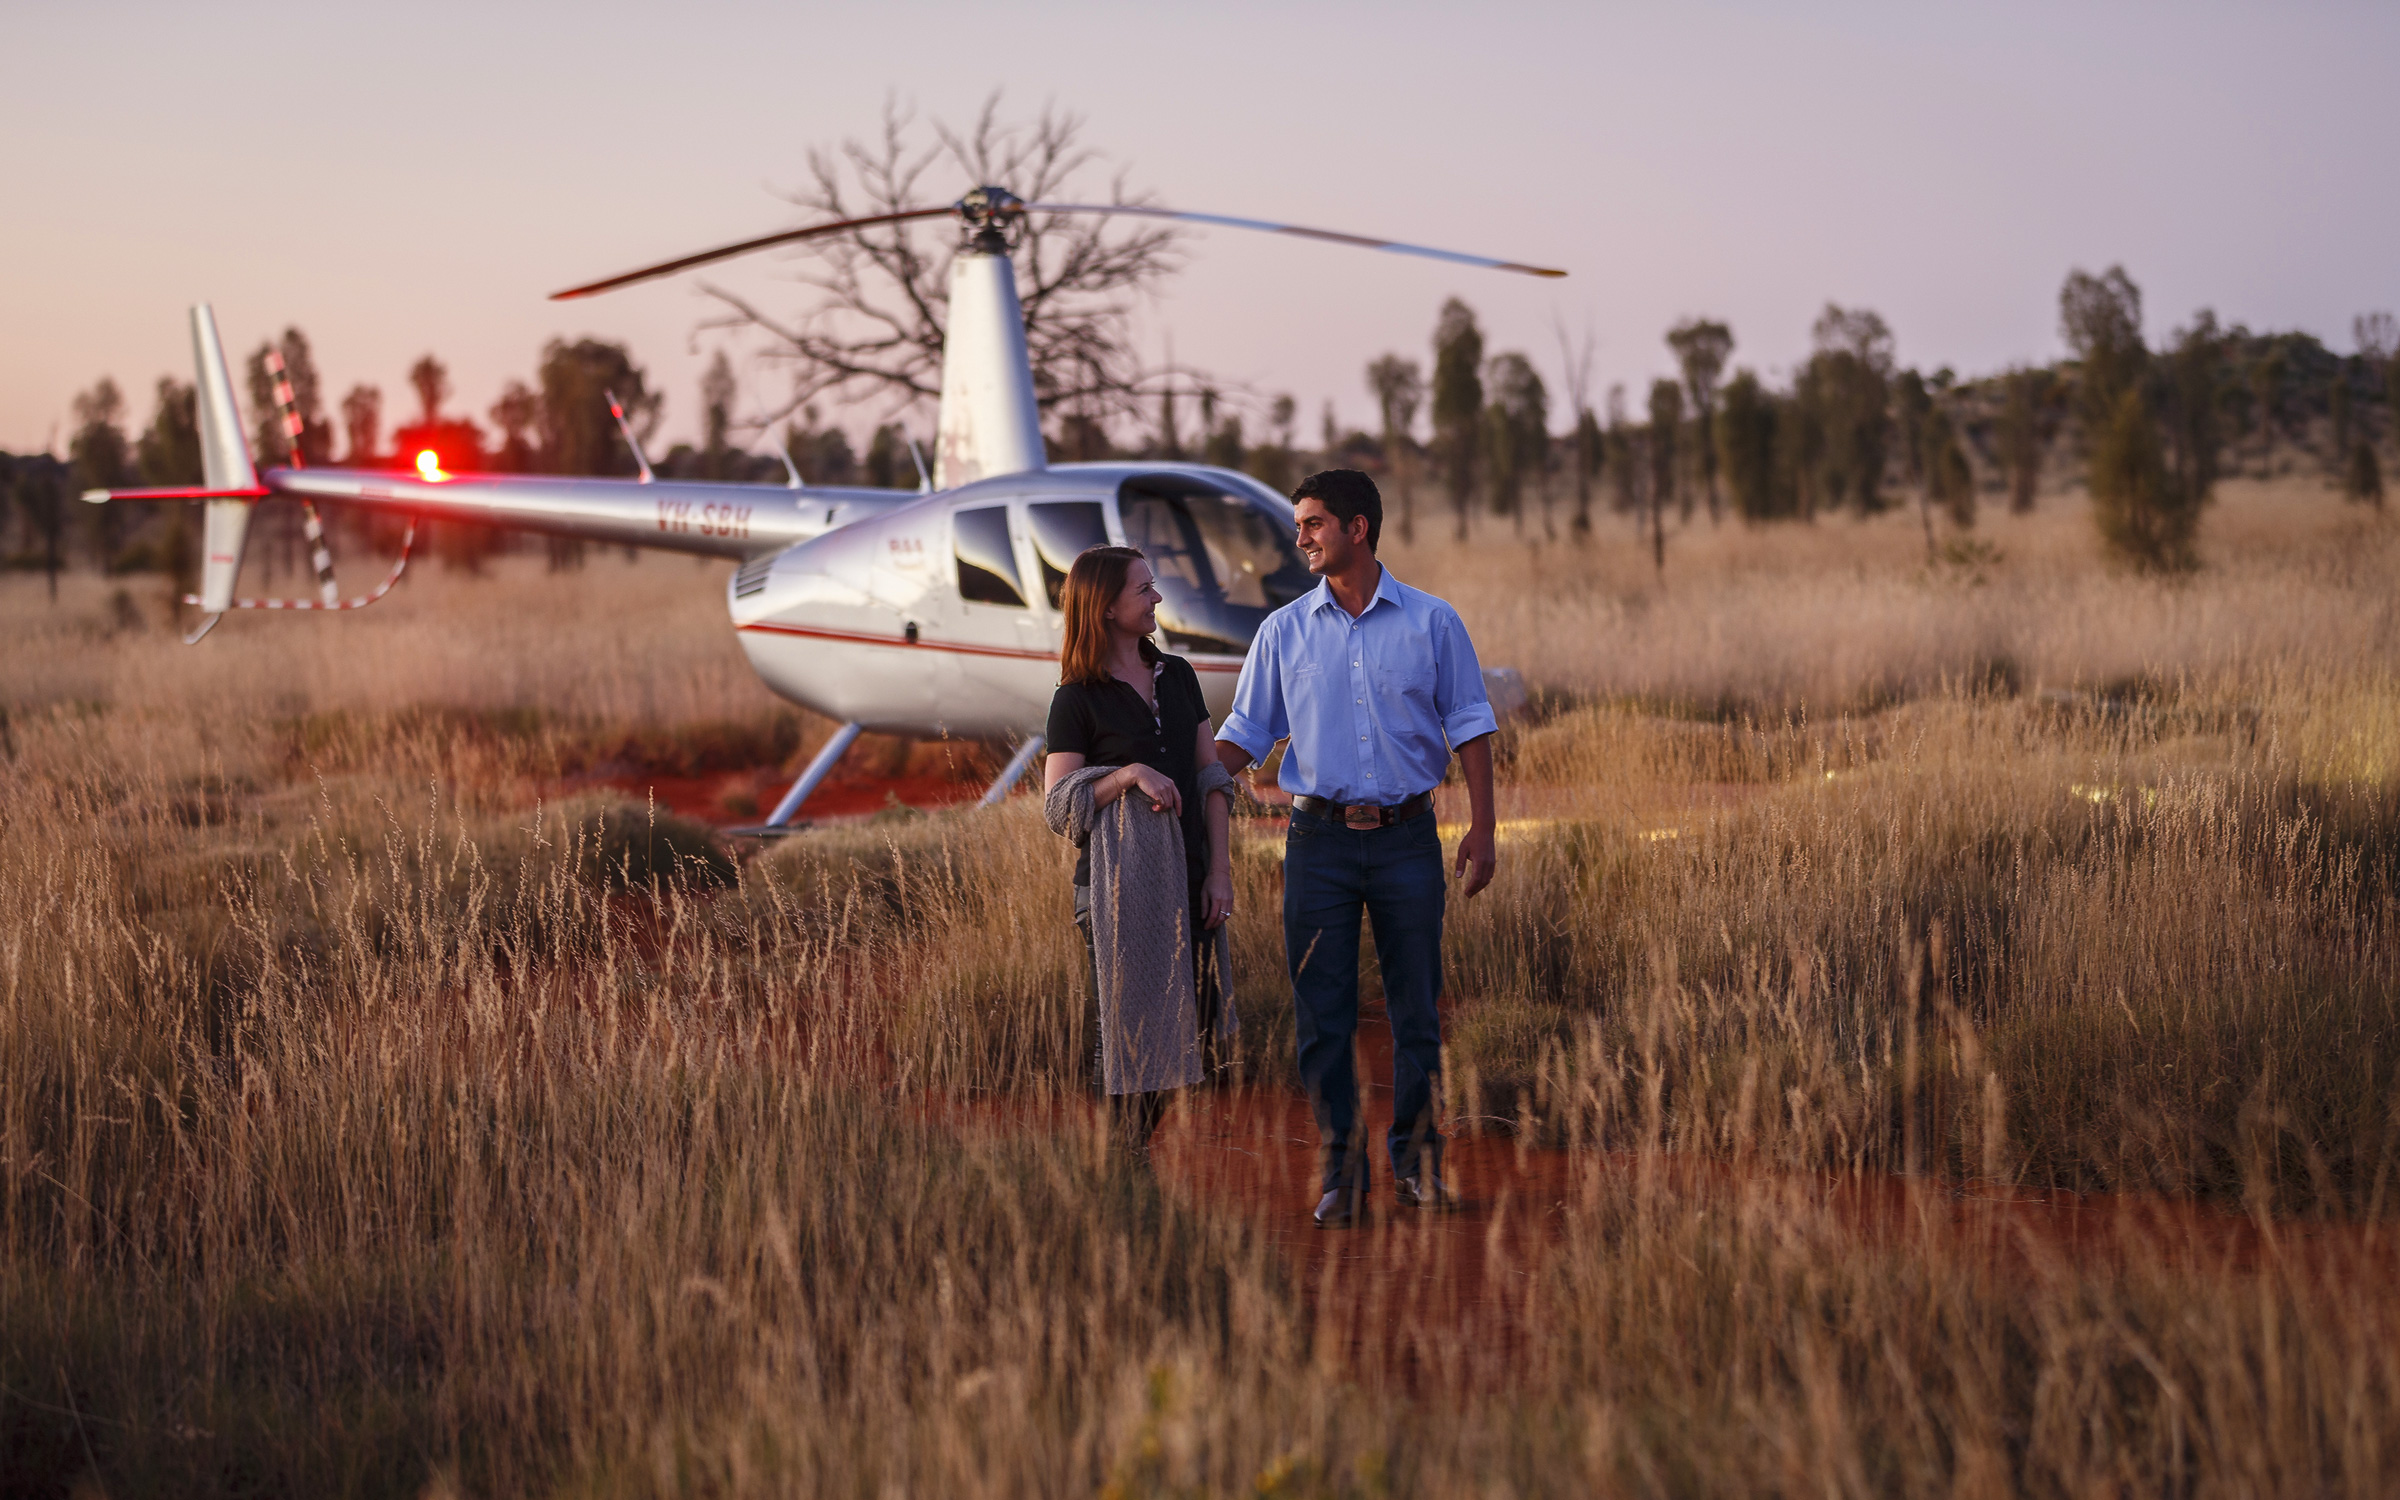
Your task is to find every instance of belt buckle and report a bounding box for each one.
[1343,803,1382,831]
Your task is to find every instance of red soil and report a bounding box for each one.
[562,765,990,826]
[1145,1002,2384,1386]
[924,1000,2384,1395]
[564,756,1757,835]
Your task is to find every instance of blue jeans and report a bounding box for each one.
[1282,807,1447,1193]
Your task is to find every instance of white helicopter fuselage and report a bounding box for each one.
[270,450,1307,741]
[734,462,1300,738]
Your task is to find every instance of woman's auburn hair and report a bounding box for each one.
[1058,545,1158,686]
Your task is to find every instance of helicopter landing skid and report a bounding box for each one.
[724,720,866,840]
[724,821,811,840]
[979,733,1046,806]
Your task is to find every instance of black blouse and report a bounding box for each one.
[1046,652,1212,895]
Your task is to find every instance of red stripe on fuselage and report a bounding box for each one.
[737,619,1243,670]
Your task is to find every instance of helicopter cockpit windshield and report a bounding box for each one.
[1116,475,1316,657]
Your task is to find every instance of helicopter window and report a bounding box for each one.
[1185,485,1314,610]
[953,506,1027,608]
[1117,476,1314,657]
[1028,501,1111,609]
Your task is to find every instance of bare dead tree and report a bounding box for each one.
[700,96,1186,440]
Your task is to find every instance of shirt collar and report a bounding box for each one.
[1305,562,1404,617]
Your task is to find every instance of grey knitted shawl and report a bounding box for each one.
[1045,761,1238,1094]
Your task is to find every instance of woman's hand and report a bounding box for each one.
[1202,867,1234,929]
[1122,764,1181,815]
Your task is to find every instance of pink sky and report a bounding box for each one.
[6,1,2394,456]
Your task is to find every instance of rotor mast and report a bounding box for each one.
[933,188,1047,490]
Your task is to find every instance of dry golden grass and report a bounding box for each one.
[4,481,2398,1496]
[1391,476,2398,715]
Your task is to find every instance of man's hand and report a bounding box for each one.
[1454,733,1497,897]
[1454,823,1496,897]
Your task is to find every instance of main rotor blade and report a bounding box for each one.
[549,206,953,300]
[1021,202,1566,278]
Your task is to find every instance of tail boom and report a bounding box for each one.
[82,484,270,503]
[273,467,913,560]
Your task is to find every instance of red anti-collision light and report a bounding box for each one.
[415,449,447,482]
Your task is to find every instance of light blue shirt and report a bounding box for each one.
[1217,565,1498,805]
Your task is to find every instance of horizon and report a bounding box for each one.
[5,0,2395,456]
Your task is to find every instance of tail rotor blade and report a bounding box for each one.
[550,206,953,300]
[1021,202,1566,278]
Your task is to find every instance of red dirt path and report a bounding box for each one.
[945,996,2386,1391]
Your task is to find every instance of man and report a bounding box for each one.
[1215,469,1498,1229]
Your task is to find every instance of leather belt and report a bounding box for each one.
[1291,790,1434,830]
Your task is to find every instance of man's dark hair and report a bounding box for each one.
[1292,469,1382,552]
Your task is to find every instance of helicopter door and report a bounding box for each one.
[940,502,1055,734]
[1025,500,1111,610]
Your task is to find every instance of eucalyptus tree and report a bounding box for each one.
[1431,298,1485,538]
[409,354,451,428]
[138,378,201,596]
[1605,383,1639,518]
[1894,368,1935,556]
[1804,304,1893,514]
[536,339,659,477]
[1552,319,1600,537]
[136,377,200,486]
[69,378,132,568]
[488,382,537,472]
[2061,265,2214,571]
[701,351,739,479]
[1482,352,1548,535]
[1714,369,1780,521]
[2357,313,2399,450]
[341,385,383,466]
[1365,353,1424,541]
[1999,368,2057,512]
[1646,378,1682,572]
[1924,401,1975,531]
[1666,317,1733,522]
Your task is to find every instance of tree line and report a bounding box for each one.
[1052,266,2393,575]
[2,320,982,589]
[1309,269,2393,574]
[7,332,747,583]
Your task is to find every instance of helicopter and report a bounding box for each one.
[87,186,1563,829]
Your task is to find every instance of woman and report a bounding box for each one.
[1041,545,1237,1162]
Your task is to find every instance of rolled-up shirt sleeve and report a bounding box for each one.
[1432,604,1500,750]
[1216,618,1287,763]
